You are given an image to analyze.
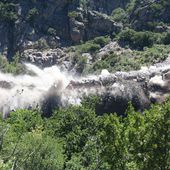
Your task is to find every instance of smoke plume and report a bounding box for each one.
[1,62,170,117]
[0,64,73,117]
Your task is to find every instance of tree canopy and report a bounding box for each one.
[0,97,170,169]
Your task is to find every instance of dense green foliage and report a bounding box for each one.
[72,36,111,54]
[0,97,170,169]
[117,29,158,50]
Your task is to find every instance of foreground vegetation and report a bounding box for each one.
[0,97,170,170]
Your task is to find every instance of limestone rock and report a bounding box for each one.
[0,0,125,56]
[22,48,66,67]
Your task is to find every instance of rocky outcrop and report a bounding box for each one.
[21,48,77,72]
[130,0,170,30]
[0,0,125,59]
[70,17,85,43]
[69,10,122,43]
[96,41,132,60]
[22,48,66,67]
[87,0,130,14]
[86,11,122,40]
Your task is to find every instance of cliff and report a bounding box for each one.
[0,0,128,59]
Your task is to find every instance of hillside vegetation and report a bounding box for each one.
[0,1,170,169]
[0,0,170,74]
[0,97,170,169]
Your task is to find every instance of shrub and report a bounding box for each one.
[117,29,135,47]
[74,36,111,54]
[111,8,127,22]
[76,42,101,53]
[137,44,170,65]
[93,36,111,47]
[34,38,49,50]
[117,29,157,50]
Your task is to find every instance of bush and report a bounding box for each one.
[34,38,49,50]
[111,8,127,22]
[85,44,170,74]
[88,53,140,74]
[137,44,170,65]
[74,36,111,54]
[93,36,111,47]
[0,109,64,170]
[76,42,101,53]
[117,29,158,50]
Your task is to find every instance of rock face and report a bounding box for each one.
[22,48,66,68]
[0,0,125,58]
[85,11,122,40]
[87,0,130,14]
[69,10,122,43]
[130,0,170,30]
[96,41,132,60]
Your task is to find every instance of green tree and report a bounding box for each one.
[143,101,170,170]
[0,110,65,170]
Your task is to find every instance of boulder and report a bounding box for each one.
[22,48,66,67]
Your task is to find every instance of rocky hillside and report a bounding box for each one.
[0,0,126,59]
[0,0,170,74]
[1,1,170,169]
